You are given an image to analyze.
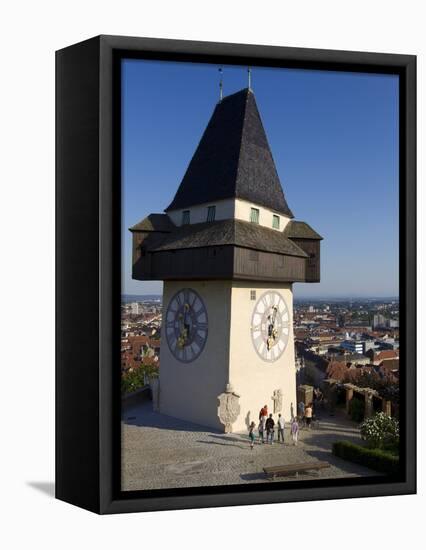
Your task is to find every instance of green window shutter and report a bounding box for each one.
[206,205,216,222]
[272,214,280,229]
[250,207,260,224]
[182,210,190,225]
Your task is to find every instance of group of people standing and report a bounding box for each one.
[247,405,300,450]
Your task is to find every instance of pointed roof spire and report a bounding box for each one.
[218,67,223,102]
[165,88,294,218]
[247,67,252,91]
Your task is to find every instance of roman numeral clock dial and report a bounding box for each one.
[251,290,290,362]
[165,288,208,363]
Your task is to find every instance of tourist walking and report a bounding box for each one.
[259,404,268,421]
[277,413,285,443]
[305,403,313,429]
[298,400,305,427]
[248,421,256,449]
[258,419,265,444]
[265,414,275,445]
[291,417,299,446]
[261,414,267,441]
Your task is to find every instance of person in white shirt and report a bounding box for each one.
[277,413,285,443]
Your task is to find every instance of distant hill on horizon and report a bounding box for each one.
[122,293,397,304]
[122,294,162,303]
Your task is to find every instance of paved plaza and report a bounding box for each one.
[121,399,377,491]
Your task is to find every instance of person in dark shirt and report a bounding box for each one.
[258,419,265,444]
[265,414,275,445]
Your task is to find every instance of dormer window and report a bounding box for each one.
[272,214,280,229]
[206,205,216,222]
[250,207,260,224]
[182,210,190,225]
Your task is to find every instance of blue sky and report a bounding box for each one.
[122,59,399,299]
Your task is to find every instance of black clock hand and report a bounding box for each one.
[267,307,278,349]
[180,304,190,344]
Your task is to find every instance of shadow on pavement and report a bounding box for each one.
[122,402,222,433]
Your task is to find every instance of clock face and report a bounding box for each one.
[251,290,290,362]
[165,288,208,363]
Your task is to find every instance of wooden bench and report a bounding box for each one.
[263,461,330,479]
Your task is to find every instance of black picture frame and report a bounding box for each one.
[56,35,416,514]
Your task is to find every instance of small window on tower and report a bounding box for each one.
[272,215,280,229]
[250,208,260,224]
[182,210,190,225]
[250,290,256,301]
[206,205,216,222]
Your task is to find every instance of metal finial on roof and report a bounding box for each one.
[218,67,223,102]
[247,67,252,91]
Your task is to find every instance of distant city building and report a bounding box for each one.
[337,313,346,327]
[366,349,399,365]
[379,338,399,351]
[341,339,364,354]
[373,314,387,328]
[364,340,378,353]
[131,302,143,315]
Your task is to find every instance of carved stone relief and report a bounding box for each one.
[217,383,241,433]
[272,388,283,413]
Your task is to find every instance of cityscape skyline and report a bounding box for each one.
[122,292,399,300]
[122,60,399,298]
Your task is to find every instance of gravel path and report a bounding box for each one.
[121,401,377,491]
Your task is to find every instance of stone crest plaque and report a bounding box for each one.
[217,384,240,433]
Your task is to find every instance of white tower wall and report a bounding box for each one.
[159,280,232,430]
[159,279,297,433]
[228,281,297,432]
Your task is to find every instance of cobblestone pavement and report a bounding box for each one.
[121,401,378,491]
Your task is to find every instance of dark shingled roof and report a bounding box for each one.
[284,220,323,240]
[165,88,294,218]
[150,219,308,257]
[129,213,175,233]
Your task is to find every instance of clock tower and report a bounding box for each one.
[130,88,322,432]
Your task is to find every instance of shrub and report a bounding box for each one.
[121,363,158,395]
[360,412,399,449]
[332,441,399,475]
[348,398,364,422]
[121,368,146,395]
